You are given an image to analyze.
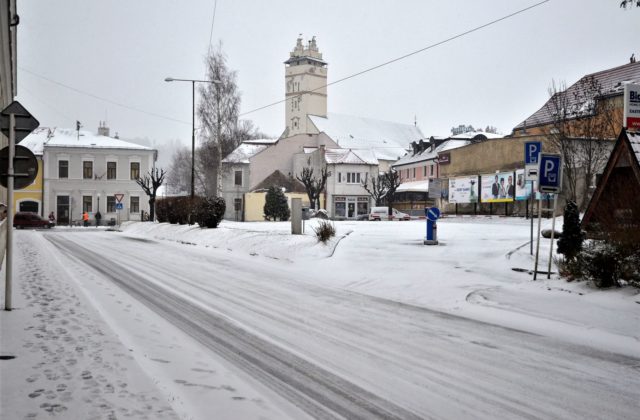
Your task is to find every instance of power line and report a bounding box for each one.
[19,66,191,126]
[239,0,551,117]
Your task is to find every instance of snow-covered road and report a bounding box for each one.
[38,228,640,420]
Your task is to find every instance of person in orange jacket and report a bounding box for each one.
[82,211,89,227]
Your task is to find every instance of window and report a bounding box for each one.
[130,162,140,180]
[430,165,434,176]
[234,170,242,186]
[334,196,346,218]
[58,160,69,179]
[338,172,342,183]
[83,161,93,179]
[412,168,416,179]
[131,196,140,213]
[406,169,409,179]
[423,166,427,177]
[346,172,361,184]
[82,195,92,213]
[234,198,242,211]
[107,196,115,212]
[107,162,117,180]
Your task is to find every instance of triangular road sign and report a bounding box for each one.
[114,193,125,203]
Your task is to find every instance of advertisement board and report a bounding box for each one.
[624,83,640,131]
[515,169,530,201]
[448,176,478,204]
[481,172,515,203]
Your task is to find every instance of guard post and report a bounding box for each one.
[424,207,440,245]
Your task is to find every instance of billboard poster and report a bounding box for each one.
[515,169,530,201]
[515,169,553,201]
[448,176,478,204]
[624,83,640,131]
[481,172,515,203]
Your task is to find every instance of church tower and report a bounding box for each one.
[284,36,327,136]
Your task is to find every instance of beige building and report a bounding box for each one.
[221,37,422,221]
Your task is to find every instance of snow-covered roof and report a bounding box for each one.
[222,143,269,164]
[393,139,470,167]
[20,131,46,155]
[396,180,429,193]
[324,148,378,165]
[309,113,419,161]
[242,138,278,145]
[449,131,504,140]
[514,61,640,131]
[24,127,153,151]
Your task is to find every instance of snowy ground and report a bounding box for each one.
[1,217,639,419]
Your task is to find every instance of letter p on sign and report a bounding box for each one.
[538,153,562,194]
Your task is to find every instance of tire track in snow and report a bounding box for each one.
[47,234,424,420]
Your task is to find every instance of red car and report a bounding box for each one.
[13,212,54,229]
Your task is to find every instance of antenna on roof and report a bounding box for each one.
[631,53,636,63]
[76,120,82,141]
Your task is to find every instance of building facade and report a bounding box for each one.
[22,127,156,225]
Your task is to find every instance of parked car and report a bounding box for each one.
[368,207,411,221]
[13,212,54,229]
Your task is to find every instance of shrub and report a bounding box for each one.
[313,220,335,243]
[192,196,226,228]
[581,242,622,288]
[557,201,584,260]
[263,186,290,221]
[155,196,225,228]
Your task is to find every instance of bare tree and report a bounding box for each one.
[136,168,166,221]
[361,173,388,206]
[166,146,192,195]
[545,76,617,209]
[296,165,331,211]
[382,169,402,217]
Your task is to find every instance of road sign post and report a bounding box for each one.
[533,153,563,280]
[1,101,39,311]
[424,207,440,245]
[524,141,541,256]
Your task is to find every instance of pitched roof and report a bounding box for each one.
[222,143,269,164]
[514,61,640,131]
[23,127,153,151]
[252,170,307,193]
[393,139,470,167]
[309,113,420,161]
[324,148,378,165]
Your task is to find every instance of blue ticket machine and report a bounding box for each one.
[424,207,440,245]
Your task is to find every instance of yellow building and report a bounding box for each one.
[14,134,45,215]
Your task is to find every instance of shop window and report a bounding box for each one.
[107,196,115,212]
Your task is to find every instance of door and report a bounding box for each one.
[347,202,355,218]
[57,196,70,225]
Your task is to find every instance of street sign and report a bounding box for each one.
[0,145,38,189]
[0,101,40,143]
[426,207,441,222]
[538,153,563,194]
[115,203,124,210]
[524,141,542,165]
[114,193,124,203]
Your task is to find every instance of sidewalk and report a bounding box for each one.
[0,231,179,419]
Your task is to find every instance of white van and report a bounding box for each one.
[368,207,411,221]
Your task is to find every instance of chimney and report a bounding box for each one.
[98,121,110,137]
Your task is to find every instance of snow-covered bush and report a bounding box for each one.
[313,220,335,243]
[192,196,226,228]
[155,196,225,228]
[557,201,584,261]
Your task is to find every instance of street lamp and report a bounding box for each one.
[164,77,220,198]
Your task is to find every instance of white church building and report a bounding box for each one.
[221,36,423,220]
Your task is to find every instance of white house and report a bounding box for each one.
[22,126,156,225]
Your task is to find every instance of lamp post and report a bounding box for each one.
[164,77,220,198]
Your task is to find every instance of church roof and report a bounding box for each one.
[309,113,420,161]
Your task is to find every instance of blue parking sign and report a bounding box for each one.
[524,141,542,165]
[538,153,562,193]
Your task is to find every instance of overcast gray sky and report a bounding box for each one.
[15,0,640,158]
